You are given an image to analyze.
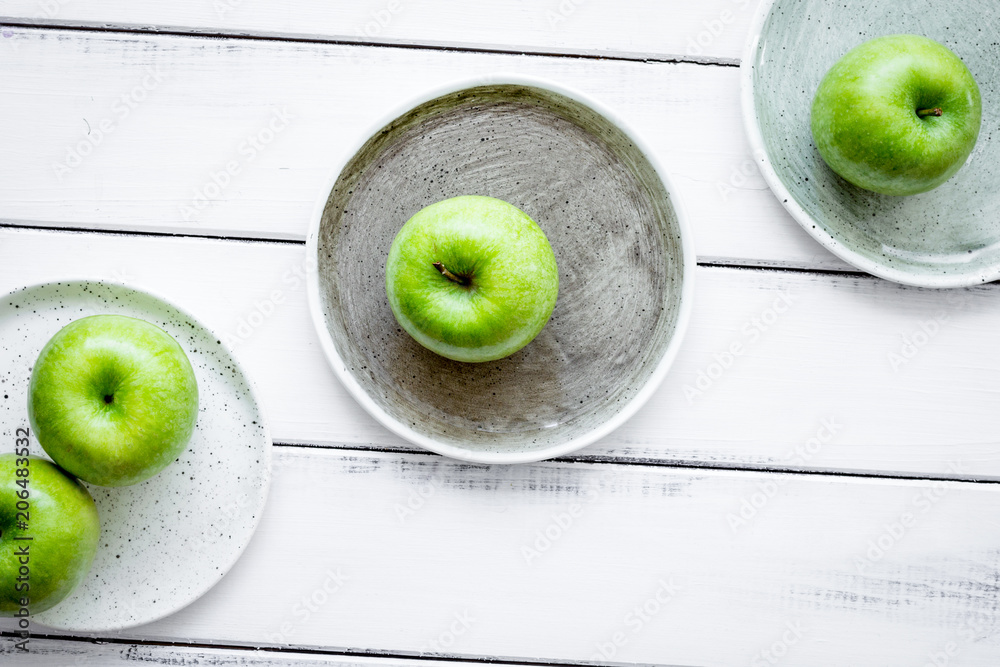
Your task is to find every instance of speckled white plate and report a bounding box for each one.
[742,0,1000,287]
[307,74,694,464]
[0,280,271,631]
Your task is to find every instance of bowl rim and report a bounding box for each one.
[305,73,696,464]
[740,0,996,289]
[1,277,273,631]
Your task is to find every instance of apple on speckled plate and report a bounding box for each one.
[0,280,272,631]
[28,314,199,488]
[0,455,100,617]
[1,313,200,619]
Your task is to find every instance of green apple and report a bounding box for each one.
[385,195,559,363]
[810,34,981,196]
[0,454,100,616]
[28,314,199,487]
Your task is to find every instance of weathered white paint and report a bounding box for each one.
[0,27,849,271]
[4,448,999,665]
[1,8,998,666]
[0,227,996,480]
[2,638,537,666]
[0,0,761,62]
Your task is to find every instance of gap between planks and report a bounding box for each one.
[0,631,685,667]
[270,441,1000,486]
[0,221,885,279]
[0,19,740,68]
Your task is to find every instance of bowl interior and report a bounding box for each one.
[315,83,687,457]
[749,0,1000,284]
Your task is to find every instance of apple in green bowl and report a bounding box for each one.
[0,454,100,616]
[810,34,981,196]
[28,314,199,487]
[385,195,559,363]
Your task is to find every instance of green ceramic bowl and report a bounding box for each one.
[742,0,1000,287]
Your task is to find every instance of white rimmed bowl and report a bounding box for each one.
[307,75,694,464]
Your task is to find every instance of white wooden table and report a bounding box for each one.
[2,2,999,665]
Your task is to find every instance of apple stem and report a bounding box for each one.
[917,107,943,118]
[433,262,471,287]
[103,394,114,405]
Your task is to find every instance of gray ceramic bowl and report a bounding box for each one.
[742,0,1000,287]
[306,75,694,464]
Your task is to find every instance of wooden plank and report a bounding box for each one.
[0,0,761,63]
[0,227,996,479]
[0,27,850,272]
[5,447,1000,665]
